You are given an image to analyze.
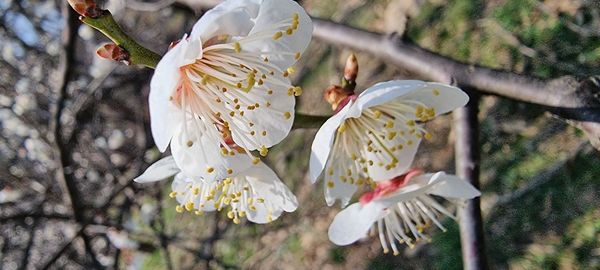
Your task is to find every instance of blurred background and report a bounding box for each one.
[1,0,599,269]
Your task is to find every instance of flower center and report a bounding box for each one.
[169,13,303,155]
[324,92,441,191]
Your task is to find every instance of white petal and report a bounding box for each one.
[428,173,481,199]
[230,78,295,150]
[355,80,428,111]
[324,174,358,207]
[244,161,298,223]
[170,122,253,181]
[401,82,469,116]
[308,103,352,183]
[244,0,313,69]
[134,156,180,183]
[149,39,190,152]
[328,202,385,246]
[190,0,260,42]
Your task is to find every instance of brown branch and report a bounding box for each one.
[454,93,489,270]
[310,18,600,149]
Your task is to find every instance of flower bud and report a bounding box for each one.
[67,0,100,17]
[343,53,359,83]
[324,85,355,112]
[96,44,130,65]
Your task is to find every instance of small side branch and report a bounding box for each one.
[454,93,489,270]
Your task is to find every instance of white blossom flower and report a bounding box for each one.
[150,0,312,180]
[328,170,480,254]
[134,155,298,224]
[309,80,469,206]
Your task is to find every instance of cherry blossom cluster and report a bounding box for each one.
[132,0,481,254]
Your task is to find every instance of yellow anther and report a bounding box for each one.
[187,140,193,147]
[249,205,257,211]
[272,31,283,40]
[387,131,397,140]
[192,188,200,195]
[169,191,177,198]
[233,217,241,224]
[185,201,194,211]
[432,88,440,96]
[227,168,233,175]
[427,108,436,117]
[207,166,215,173]
[287,66,296,75]
[227,210,235,219]
[425,132,433,140]
[194,210,204,216]
[295,52,301,60]
[257,198,265,203]
[338,123,347,133]
[239,211,246,217]
[175,205,184,213]
[384,120,394,128]
[224,178,232,185]
[252,157,260,165]
[262,131,267,136]
[407,140,413,145]
[406,120,416,126]
[259,145,268,157]
[229,111,235,117]
[250,131,256,136]
[233,42,241,53]
[373,110,382,119]
[292,13,299,21]
[283,70,289,77]
[327,181,334,189]
[267,89,273,95]
[293,86,302,96]
[286,28,293,35]
[284,112,291,119]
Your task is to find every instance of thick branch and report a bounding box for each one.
[311,18,600,149]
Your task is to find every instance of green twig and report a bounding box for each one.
[81,11,161,68]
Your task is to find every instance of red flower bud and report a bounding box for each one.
[96,44,130,65]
